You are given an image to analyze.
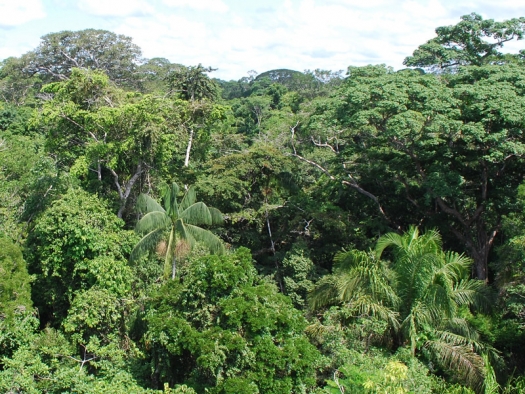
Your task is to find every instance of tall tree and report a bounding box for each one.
[22,29,143,87]
[298,64,525,281]
[131,183,224,279]
[165,64,226,168]
[36,68,185,218]
[404,13,525,71]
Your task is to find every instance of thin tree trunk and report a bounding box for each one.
[184,128,193,167]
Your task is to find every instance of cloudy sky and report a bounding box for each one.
[0,0,524,80]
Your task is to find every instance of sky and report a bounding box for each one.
[0,0,524,81]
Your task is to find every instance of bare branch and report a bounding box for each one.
[290,152,390,221]
[311,136,338,153]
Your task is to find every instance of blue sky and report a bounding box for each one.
[1,0,524,80]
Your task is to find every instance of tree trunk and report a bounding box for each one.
[447,216,499,283]
[471,219,499,283]
[110,161,143,218]
[184,128,193,167]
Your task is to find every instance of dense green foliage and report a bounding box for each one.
[2,13,525,393]
[144,248,319,392]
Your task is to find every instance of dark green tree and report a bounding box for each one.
[26,188,135,325]
[298,64,525,281]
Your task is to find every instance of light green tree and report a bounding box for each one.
[131,183,224,279]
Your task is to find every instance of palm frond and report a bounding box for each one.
[184,223,225,254]
[443,318,481,342]
[453,279,489,310]
[442,251,472,281]
[136,211,170,234]
[334,250,399,306]
[424,338,485,392]
[335,272,362,302]
[130,228,165,262]
[179,185,197,211]
[180,202,213,225]
[432,329,488,358]
[308,275,340,310]
[137,193,165,214]
[174,218,196,250]
[423,280,456,319]
[161,183,180,216]
[351,295,400,330]
[208,206,224,226]
[375,231,405,259]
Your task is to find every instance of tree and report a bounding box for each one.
[166,64,226,168]
[144,247,320,392]
[135,57,183,94]
[36,68,185,218]
[22,29,143,87]
[26,188,135,325]
[310,227,489,391]
[131,183,224,279]
[298,64,525,281]
[0,325,154,393]
[0,56,42,106]
[166,64,219,102]
[404,13,525,71]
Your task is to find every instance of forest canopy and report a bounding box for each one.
[2,12,525,393]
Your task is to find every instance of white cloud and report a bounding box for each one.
[128,0,522,79]
[116,14,210,65]
[0,0,46,27]
[77,0,154,17]
[162,0,228,13]
[2,0,524,80]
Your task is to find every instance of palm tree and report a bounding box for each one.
[309,249,400,331]
[376,227,489,391]
[131,183,224,279]
[309,226,490,391]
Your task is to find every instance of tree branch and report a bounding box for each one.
[290,152,390,221]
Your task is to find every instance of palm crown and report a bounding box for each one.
[131,183,224,279]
